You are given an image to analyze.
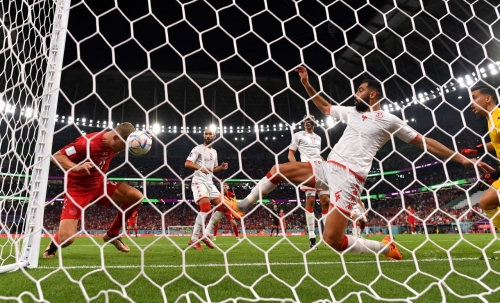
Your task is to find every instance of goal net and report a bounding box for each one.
[1,0,500,302]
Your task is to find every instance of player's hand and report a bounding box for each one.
[220,162,228,170]
[477,169,500,190]
[75,162,93,175]
[295,66,309,86]
[464,158,495,173]
[199,167,211,174]
[460,144,484,157]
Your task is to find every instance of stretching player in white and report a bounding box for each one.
[288,115,330,249]
[228,66,493,260]
[185,128,228,250]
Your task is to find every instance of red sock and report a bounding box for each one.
[266,172,282,184]
[339,235,349,251]
[321,209,328,215]
[213,224,219,236]
[233,224,239,237]
[53,232,59,244]
[107,203,140,236]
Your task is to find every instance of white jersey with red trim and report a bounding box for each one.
[186,144,218,183]
[327,106,419,180]
[289,131,322,162]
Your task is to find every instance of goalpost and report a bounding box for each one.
[0,0,70,272]
[1,0,500,302]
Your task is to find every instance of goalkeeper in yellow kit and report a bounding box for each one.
[462,85,500,241]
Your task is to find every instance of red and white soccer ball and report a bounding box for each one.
[127,131,152,156]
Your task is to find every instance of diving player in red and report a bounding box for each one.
[407,206,416,234]
[212,183,241,241]
[128,209,139,237]
[43,123,143,258]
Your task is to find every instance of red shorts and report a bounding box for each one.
[224,211,233,221]
[408,220,415,225]
[128,219,137,226]
[60,181,122,220]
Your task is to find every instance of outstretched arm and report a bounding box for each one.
[410,136,494,172]
[295,66,330,115]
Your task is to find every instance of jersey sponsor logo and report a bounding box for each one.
[65,146,77,156]
[361,115,368,121]
[376,112,383,118]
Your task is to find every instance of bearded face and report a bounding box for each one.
[354,95,370,112]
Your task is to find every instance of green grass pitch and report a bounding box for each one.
[1,234,500,302]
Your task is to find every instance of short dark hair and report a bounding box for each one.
[471,85,498,103]
[361,79,384,98]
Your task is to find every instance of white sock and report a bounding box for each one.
[352,226,359,237]
[239,176,278,211]
[191,212,206,241]
[204,211,225,237]
[305,210,316,238]
[343,235,389,254]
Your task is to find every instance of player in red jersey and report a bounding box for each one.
[43,123,143,258]
[128,209,139,237]
[407,206,416,234]
[212,183,241,241]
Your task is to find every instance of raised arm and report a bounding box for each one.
[295,66,330,115]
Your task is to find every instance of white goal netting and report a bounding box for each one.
[1,0,500,302]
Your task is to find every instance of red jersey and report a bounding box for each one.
[59,132,117,189]
[224,191,235,215]
[128,210,138,223]
[407,209,416,223]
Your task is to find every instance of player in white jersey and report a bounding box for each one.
[227,66,493,260]
[185,128,228,250]
[288,115,330,249]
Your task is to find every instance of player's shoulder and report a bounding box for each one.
[294,130,305,135]
[493,107,500,120]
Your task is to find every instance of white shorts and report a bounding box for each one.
[314,161,364,216]
[191,181,221,203]
[299,186,329,197]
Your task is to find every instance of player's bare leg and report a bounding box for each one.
[230,162,315,215]
[230,219,241,240]
[43,219,78,258]
[104,183,143,253]
[477,187,500,254]
[189,198,224,249]
[323,206,401,260]
[319,193,330,236]
[304,193,317,249]
[134,224,138,237]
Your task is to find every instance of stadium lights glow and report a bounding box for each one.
[326,116,335,127]
[152,123,160,134]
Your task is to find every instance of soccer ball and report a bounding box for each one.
[127,131,152,156]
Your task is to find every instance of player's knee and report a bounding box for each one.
[130,188,143,203]
[479,192,498,210]
[323,229,343,250]
[269,165,277,175]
